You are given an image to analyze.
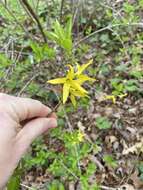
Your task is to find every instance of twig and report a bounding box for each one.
[17,74,38,96]
[36,0,40,12]
[72,0,80,39]
[49,91,81,173]
[101,186,117,190]
[19,0,47,43]
[0,49,29,56]
[20,183,34,190]
[60,0,65,23]
[63,106,81,172]
[74,22,143,46]
[46,101,62,118]
[4,0,7,6]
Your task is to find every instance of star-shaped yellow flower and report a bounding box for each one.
[47,59,95,106]
[104,93,127,104]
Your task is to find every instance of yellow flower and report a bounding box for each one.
[77,130,85,142]
[104,93,127,104]
[75,59,93,76]
[72,130,85,145]
[47,60,95,105]
[104,95,116,104]
[118,93,127,99]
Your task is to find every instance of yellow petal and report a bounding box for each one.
[63,82,70,103]
[118,93,127,99]
[77,131,85,142]
[76,59,93,75]
[47,78,66,84]
[70,88,87,97]
[70,80,88,94]
[76,74,95,85]
[66,65,75,79]
[70,94,76,107]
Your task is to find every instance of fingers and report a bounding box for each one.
[0,93,52,121]
[14,98,51,121]
[14,117,57,159]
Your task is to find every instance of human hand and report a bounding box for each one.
[0,93,57,189]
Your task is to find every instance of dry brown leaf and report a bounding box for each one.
[122,139,143,155]
[130,170,143,189]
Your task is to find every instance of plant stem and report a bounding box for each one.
[60,0,65,23]
[19,0,47,43]
[47,101,62,117]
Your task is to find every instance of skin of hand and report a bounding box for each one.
[0,93,57,189]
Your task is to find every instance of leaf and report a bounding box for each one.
[7,163,24,190]
[123,139,143,155]
[129,70,143,79]
[0,54,12,68]
[86,162,97,176]
[96,117,112,129]
[103,155,117,168]
[46,31,59,41]
[7,175,21,190]
[65,17,72,39]
[47,19,73,54]
[115,64,128,72]
[61,38,72,52]
[54,20,65,40]
[125,85,139,92]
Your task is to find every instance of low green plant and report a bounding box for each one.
[30,41,55,62]
[0,54,12,78]
[47,18,72,55]
[103,155,118,168]
[47,180,65,190]
[96,117,112,130]
[138,163,143,181]
[110,78,139,96]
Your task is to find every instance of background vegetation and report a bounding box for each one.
[0,0,143,189]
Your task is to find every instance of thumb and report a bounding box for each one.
[14,117,57,159]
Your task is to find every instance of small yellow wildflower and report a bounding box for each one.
[47,60,95,105]
[104,95,116,104]
[72,130,85,145]
[118,93,127,99]
[104,93,127,104]
[77,130,85,142]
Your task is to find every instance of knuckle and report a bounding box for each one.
[35,100,43,108]
[26,98,42,107]
[0,93,7,99]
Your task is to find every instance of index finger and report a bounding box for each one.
[0,94,52,122]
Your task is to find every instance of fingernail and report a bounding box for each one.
[43,106,52,115]
[48,118,57,128]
